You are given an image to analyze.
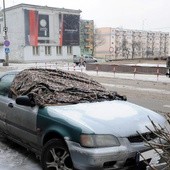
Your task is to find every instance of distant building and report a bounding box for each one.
[0,3,81,62]
[80,20,94,55]
[95,27,170,60]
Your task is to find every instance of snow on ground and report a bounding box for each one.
[0,62,170,83]
[0,138,41,170]
[124,63,166,67]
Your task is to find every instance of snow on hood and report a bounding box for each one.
[47,100,166,137]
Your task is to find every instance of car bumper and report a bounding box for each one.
[66,138,149,170]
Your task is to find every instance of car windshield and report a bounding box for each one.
[10,68,125,107]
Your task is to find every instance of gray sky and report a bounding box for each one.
[2,0,170,32]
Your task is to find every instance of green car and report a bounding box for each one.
[0,68,168,170]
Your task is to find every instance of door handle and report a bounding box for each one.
[8,103,13,108]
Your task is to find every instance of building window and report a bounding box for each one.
[45,46,51,55]
[67,46,72,55]
[56,46,62,55]
[32,46,39,56]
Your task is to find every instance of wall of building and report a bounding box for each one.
[0,7,25,62]
[0,4,81,63]
[23,45,79,62]
[95,27,112,59]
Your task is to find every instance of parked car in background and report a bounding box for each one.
[166,56,170,77]
[73,54,97,66]
[0,68,169,170]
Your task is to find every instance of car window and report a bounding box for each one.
[1,74,16,82]
[0,74,15,96]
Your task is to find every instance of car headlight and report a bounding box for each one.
[80,134,120,148]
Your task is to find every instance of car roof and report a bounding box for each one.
[0,70,20,77]
[11,68,119,106]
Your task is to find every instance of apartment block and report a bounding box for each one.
[95,27,170,60]
[80,20,94,55]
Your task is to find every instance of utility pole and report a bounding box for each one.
[3,0,9,66]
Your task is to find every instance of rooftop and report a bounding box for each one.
[2,3,82,14]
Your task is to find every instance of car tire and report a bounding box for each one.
[41,139,73,170]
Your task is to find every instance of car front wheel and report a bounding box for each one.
[41,139,73,170]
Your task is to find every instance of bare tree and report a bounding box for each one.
[132,40,141,59]
[122,38,130,59]
[146,47,154,58]
[138,115,170,170]
[115,46,120,59]
[92,29,105,56]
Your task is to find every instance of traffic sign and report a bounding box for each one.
[5,48,10,54]
[3,27,8,32]
[4,40,10,47]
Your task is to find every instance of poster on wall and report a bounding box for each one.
[38,14,49,37]
[38,14,50,43]
[62,14,80,46]
[24,10,50,45]
[24,9,39,46]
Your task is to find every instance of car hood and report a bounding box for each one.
[46,100,166,137]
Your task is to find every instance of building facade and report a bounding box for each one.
[0,4,81,62]
[95,27,170,60]
[80,20,94,55]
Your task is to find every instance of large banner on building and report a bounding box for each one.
[24,10,39,46]
[24,10,50,45]
[62,14,80,46]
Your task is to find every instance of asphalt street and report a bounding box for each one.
[93,76,170,115]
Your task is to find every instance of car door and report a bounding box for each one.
[0,72,39,145]
[6,97,39,145]
[0,73,16,134]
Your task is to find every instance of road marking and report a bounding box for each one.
[101,83,170,95]
[163,105,170,108]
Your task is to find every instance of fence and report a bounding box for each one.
[86,63,167,75]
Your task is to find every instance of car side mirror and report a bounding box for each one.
[16,95,35,107]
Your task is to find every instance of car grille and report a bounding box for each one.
[128,132,157,143]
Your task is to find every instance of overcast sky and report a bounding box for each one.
[1,0,170,32]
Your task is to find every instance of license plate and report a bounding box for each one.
[138,149,162,163]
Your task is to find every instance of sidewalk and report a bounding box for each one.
[0,62,170,83]
[84,70,170,83]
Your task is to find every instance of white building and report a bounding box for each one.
[95,27,170,60]
[0,3,81,62]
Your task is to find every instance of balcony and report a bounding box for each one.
[85,24,93,28]
[85,42,92,48]
[84,31,93,35]
[85,38,91,42]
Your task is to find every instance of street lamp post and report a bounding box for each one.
[3,0,9,66]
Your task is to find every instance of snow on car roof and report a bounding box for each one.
[10,68,118,106]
